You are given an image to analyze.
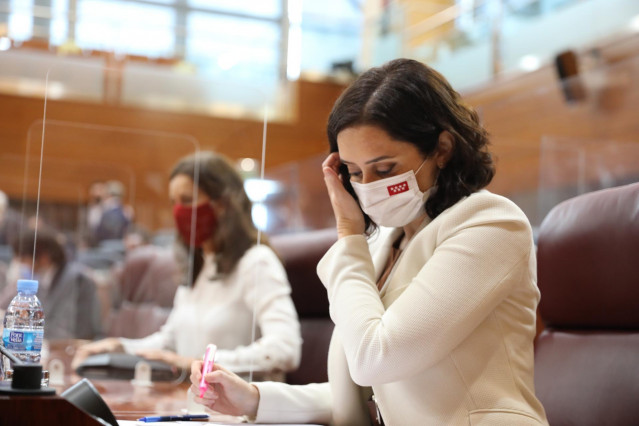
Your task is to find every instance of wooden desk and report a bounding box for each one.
[42,339,241,422]
[0,395,107,425]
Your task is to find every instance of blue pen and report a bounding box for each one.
[137,414,209,422]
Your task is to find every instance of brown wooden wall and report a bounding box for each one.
[0,78,347,230]
[465,34,639,204]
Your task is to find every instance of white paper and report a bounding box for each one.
[118,420,317,425]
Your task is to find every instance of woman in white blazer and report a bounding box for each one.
[73,152,301,379]
[190,59,548,425]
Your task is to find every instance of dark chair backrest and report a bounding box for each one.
[270,228,337,385]
[106,245,180,338]
[535,182,639,426]
[117,245,180,307]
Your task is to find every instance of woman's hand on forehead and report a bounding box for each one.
[322,152,366,238]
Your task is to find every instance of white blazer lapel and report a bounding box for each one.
[368,227,404,291]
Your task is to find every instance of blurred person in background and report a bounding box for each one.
[73,151,301,379]
[0,190,20,247]
[93,180,131,245]
[0,190,18,296]
[85,181,107,246]
[122,225,152,253]
[0,228,102,340]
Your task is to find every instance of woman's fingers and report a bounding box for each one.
[189,367,224,409]
[70,352,87,370]
[192,360,204,372]
[203,368,228,385]
[322,153,365,237]
[322,154,344,193]
[190,384,199,395]
[322,167,342,196]
[190,360,203,383]
[71,338,121,370]
[190,364,225,395]
[322,153,348,203]
[321,152,341,175]
[188,363,258,417]
[190,383,218,400]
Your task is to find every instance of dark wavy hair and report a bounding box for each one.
[327,58,494,233]
[12,229,67,269]
[12,228,68,290]
[170,151,258,284]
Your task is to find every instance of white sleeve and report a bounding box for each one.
[120,287,185,353]
[215,246,302,373]
[254,381,332,424]
[317,205,532,386]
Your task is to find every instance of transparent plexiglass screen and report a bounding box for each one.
[538,136,639,220]
[474,54,639,231]
[536,56,639,219]
[0,59,274,420]
[260,153,334,234]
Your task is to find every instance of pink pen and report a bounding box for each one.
[199,344,217,398]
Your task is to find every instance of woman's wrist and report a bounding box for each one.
[337,221,364,239]
[109,338,125,354]
[180,356,197,371]
[114,338,124,351]
[245,384,260,420]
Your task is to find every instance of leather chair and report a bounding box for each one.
[106,245,180,338]
[270,228,337,385]
[535,182,639,425]
[115,245,180,308]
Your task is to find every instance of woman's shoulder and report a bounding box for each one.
[392,190,534,261]
[171,285,190,304]
[237,243,283,268]
[440,189,529,225]
[420,190,533,246]
[232,244,290,291]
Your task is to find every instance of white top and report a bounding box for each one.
[254,190,548,425]
[121,244,301,374]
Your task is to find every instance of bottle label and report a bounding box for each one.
[2,329,43,352]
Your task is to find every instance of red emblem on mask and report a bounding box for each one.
[387,181,409,196]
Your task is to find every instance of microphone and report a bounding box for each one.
[0,343,23,365]
[0,343,50,393]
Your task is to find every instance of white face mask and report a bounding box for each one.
[351,161,433,228]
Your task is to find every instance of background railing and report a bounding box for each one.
[365,0,639,91]
[0,0,363,118]
[2,0,639,113]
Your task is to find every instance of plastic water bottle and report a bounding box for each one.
[2,279,45,371]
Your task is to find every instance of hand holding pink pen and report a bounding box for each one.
[199,344,217,398]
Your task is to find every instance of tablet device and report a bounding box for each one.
[75,353,178,381]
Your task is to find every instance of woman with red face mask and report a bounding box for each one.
[72,151,302,380]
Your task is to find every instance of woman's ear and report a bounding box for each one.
[210,199,226,216]
[435,131,455,169]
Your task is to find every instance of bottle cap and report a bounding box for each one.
[17,279,38,294]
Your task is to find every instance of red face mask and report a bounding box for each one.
[172,202,217,247]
